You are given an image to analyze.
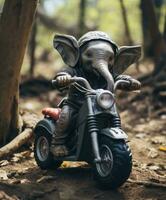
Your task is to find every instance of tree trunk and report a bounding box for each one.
[119,0,133,45]
[78,0,86,37]
[140,0,165,60]
[154,0,164,24]
[140,0,166,104]
[28,17,37,77]
[0,0,38,145]
[163,13,166,42]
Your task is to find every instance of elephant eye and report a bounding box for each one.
[109,56,114,63]
[86,52,92,58]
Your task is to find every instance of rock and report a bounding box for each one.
[160,114,166,119]
[20,178,31,184]
[151,136,166,145]
[20,150,31,158]
[141,163,147,170]
[139,118,146,123]
[9,179,21,184]
[30,152,34,158]
[11,154,21,163]
[7,171,16,178]
[148,165,160,171]
[136,133,146,139]
[148,147,158,158]
[0,160,9,166]
[0,170,8,180]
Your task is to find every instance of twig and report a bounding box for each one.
[127,179,166,188]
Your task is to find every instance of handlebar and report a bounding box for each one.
[52,77,140,93]
[52,77,92,90]
[114,80,130,91]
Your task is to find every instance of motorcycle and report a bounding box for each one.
[34,76,134,189]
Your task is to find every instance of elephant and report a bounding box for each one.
[50,31,141,156]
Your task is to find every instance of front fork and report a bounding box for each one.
[86,95,101,163]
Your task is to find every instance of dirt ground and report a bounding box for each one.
[0,65,166,199]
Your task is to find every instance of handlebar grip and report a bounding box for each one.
[51,78,75,88]
[51,77,92,90]
[52,80,58,87]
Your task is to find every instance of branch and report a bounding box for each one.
[0,112,39,159]
[0,128,33,159]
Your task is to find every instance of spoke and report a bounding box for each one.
[37,136,49,161]
[96,145,113,177]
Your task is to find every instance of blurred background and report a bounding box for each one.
[1,0,165,80]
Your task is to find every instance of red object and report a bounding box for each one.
[42,108,61,120]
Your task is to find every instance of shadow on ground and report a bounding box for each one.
[0,165,165,200]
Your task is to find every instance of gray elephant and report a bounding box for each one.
[51,31,141,156]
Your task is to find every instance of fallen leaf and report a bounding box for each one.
[159,146,166,152]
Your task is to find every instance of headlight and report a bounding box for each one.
[97,91,114,109]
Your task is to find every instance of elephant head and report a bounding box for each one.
[53,31,141,91]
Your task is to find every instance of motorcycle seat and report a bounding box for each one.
[42,107,61,120]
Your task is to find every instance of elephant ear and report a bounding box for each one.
[113,45,141,75]
[53,34,79,67]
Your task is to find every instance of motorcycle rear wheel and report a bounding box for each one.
[34,131,62,170]
[94,136,132,189]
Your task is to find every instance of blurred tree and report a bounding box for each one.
[164,14,166,42]
[119,0,133,45]
[140,0,165,57]
[78,0,87,37]
[140,0,166,102]
[154,0,164,24]
[0,0,38,144]
[37,8,78,35]
[28,17,38,77]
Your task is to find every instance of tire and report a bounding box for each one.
[94,136,132,189]
[34,131,62,170]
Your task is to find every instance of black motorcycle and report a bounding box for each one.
[34,77,133,189]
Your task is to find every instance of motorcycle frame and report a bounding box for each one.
[34,89,128,164]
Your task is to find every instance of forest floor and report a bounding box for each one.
[0,62,166,200]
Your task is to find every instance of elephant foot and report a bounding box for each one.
[51,145,69,157]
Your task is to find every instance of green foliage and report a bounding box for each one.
[53,0,142,44]
[37,0,165,48]
[0,0,4,5]
[35,0,166,65]
[54,0,79,25]
[0,0,4,9]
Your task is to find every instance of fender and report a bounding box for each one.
[100,128,128,140]
[34,118,56,135]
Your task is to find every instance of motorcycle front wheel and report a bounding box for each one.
[94,136,132,189]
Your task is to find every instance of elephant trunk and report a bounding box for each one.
[93,60,114,92]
